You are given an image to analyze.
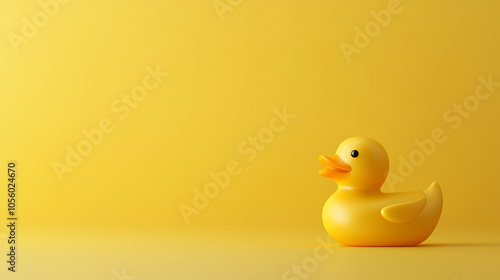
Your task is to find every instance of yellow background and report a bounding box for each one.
[1,0,499,279]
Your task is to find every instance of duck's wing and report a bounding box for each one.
[381,193,426,223]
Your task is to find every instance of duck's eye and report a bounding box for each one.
[351,150,359,158]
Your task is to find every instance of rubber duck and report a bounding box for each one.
[319,137,442,246]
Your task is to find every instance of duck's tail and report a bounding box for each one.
[424,181,442,200]
[422,181,443,220]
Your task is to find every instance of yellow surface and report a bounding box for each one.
[2,230,500,280]
[0,0,499,279]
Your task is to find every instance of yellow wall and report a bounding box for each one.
[1,0,499,236]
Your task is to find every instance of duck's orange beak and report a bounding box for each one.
[319,155,351,178]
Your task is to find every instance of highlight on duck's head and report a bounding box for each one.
[319,137,389,190]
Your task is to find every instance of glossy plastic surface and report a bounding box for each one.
[319,137,443,246]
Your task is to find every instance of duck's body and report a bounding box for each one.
[323,182,442,246]
[319,137,443,246]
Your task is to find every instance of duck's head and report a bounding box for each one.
[319,137,389,190]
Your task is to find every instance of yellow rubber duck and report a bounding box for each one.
[319,137,442,246]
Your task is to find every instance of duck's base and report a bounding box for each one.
[334,240,427,247]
